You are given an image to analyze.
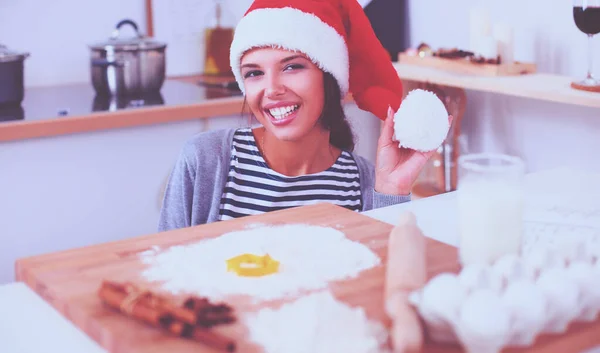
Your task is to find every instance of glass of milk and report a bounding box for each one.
[457,153,525,266]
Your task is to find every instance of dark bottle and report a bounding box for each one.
[204,0,235,76]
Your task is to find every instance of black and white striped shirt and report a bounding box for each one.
[218,128,362,221]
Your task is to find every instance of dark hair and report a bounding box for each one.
[319,72,355,152]
[241,71,355,152]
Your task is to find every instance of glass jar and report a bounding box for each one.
[204,0,235,76]
[457,153,526,266]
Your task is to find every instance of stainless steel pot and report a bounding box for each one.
[89,19,167,97]
[0,44,30,106]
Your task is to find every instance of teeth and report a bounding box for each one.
[268,105,299,119]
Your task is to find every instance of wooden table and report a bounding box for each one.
[13,203,456,353]
[14,202,600,353]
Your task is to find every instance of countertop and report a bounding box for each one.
[0,75,244,142]
[393,61,600,109]
[0,77,242,124]
[0,282,107,353]
[4,166,600,352]
[5,60,599,143]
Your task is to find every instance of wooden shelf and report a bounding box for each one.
[393,62,600,109]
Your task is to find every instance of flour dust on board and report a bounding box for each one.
[139,224,381,302]
[245,289,389,353]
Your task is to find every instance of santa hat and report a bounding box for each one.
[229,0,403,121]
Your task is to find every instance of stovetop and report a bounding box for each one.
[0,79,243,123]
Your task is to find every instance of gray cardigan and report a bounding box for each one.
[158,128,411,231]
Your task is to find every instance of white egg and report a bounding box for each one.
[455,289,511,353]
[502,280,547,346]
[536,267,580,333]
[459,264,503,293]
[567,261,600,322]
[583,237,600,264]
[420,273,467,329]
[554,238,588,265]
[492,254,530,285]
[522,247,565,280]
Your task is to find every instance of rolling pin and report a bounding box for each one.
[385,211,428,353]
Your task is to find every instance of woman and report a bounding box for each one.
[158,0,450,230]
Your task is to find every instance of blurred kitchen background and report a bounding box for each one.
[2,0,598,168]
[0,0,599,284]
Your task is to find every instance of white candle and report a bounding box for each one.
[469,8,491,53]
[477,35,498,60]
[493,23,514,64]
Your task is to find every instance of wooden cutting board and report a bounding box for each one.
[14,203,600,353]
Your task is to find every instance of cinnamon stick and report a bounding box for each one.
[183,296,236,326]
[198,311,236,328]
[98,281,237,352]
[154,296,197,325]
[183,297,210,311]
[98,283,173,328]
[116,281,198,325]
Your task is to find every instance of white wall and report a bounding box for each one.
[0,0,255,87]
[406,0,600,173]
[0,0,146,87]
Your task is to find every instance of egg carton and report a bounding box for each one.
[409,237,600,353]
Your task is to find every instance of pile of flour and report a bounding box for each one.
[245,290,389,353]
[139,224,380,302]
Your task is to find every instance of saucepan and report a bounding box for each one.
[89,19,167,97]
[0,44,30,106]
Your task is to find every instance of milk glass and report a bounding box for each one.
[457,153,525,266]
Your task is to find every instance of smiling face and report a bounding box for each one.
[240,47,326,142]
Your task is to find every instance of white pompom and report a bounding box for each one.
[456,289,511,353]
[502,280,547,347]
[394,89,450,152]
[536,267,580,333]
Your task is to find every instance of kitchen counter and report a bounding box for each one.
[0,76,244,142]
[393,62,600,109]
[0,282,107,353]
[0,75,356,143]
[4,61,599,143]
[6,166,600,352]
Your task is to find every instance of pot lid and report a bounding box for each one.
[89,19,166,52]
[0,44,30,63]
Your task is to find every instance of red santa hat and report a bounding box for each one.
[229,0,403,121]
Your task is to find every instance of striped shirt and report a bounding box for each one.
[218,128,363,221]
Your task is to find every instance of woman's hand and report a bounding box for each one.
[375,106,453,196]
